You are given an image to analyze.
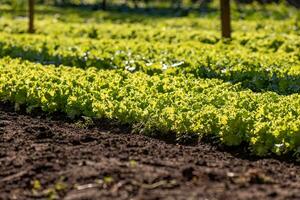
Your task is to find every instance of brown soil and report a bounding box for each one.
[1,103,300,200]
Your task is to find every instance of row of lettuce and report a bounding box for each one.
[1,57,300,156]
[0,32,299,94]
[1,15,299,40]
[1,17,299,46]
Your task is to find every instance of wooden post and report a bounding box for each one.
[28,0,35,33]
[220,0,231,38]
[102,0,107,10]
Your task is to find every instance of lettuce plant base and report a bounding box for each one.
[1,103,300,200]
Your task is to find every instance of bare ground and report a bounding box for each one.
[0,103,300,200]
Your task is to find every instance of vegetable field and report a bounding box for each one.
[1,1,300,199]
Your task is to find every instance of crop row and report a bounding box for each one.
[1,6,299,38]
[1,17,299,44]
[0,32,299,94]
[1,57,300,156]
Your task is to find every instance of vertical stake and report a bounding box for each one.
[102,0,107,10]
[220,0,231,38]
[28,0,35,33]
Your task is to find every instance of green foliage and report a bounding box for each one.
[0,6,299,94]
[1,57,300,156]
[0,29,299,94]
[10,0,27,11]
[0,4,300,158]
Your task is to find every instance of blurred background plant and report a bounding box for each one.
[4,0,300,8]
[10,0,27,10]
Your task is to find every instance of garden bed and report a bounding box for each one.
[1,103,300,200]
